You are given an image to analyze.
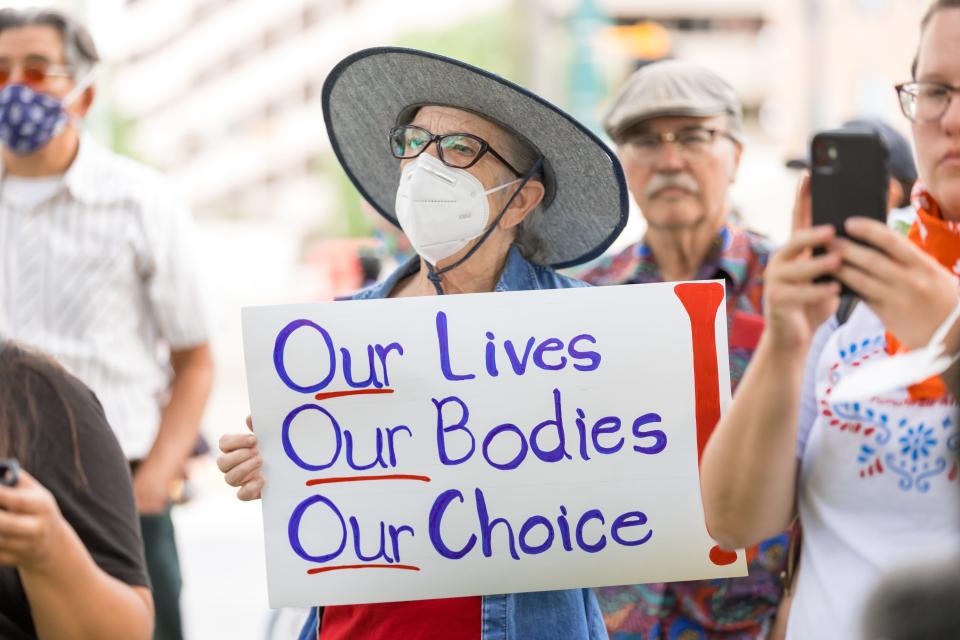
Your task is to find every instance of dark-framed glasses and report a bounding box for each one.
[896,81,960,123]
[388,124,523,177]
[623,127,735,160]
[0,58,72,89]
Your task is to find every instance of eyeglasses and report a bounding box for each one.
[896,81,960,123]
[388,124,523,177]
[0,59,73,88]
[622,127,735,161]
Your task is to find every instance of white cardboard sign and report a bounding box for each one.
[242,281,746,608]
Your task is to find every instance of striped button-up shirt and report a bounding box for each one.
[0,136,209,459]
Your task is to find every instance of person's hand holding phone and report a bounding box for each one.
[0,467,71,575]
[835,216,958,350]
[810,128,890,297]
[762,175,842,353]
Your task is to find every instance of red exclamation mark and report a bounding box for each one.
[673,282,725,463]
[674,282,738,567]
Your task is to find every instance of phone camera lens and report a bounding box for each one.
[813,140,839,169]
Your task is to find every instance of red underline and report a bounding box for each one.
[314,389,395,401]
[307,564,420,574]
[306,474,431,486]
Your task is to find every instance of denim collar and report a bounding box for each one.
[352,245,544,300]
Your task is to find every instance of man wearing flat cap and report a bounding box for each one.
[584,60,789,639]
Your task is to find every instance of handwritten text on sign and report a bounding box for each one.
[242,281,746,608]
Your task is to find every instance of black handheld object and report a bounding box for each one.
[0,458,19,487]
[810,128,890,293]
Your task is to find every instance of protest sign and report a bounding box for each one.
[242,280,746,607]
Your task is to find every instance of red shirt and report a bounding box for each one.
[320,597,481,640]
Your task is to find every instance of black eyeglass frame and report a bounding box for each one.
[388,124,524,177]
[895,81,960,123]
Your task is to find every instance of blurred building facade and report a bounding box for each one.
[111,0,509,227]
[106,0,929,239]
[534,0,928,153]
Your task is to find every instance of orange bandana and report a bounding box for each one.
[884,186,960,400]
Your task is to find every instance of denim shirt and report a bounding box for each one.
[298,245,607,640]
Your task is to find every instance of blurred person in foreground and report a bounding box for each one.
[700,1,960,638]
[0,341,153,640]
[217,46,628,639]
[0,9,213,639]
[582,60,788,639]
[787,117,919,233]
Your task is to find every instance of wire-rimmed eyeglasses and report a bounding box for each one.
[896,81,960,123]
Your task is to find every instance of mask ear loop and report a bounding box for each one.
[425,156,545,296]
[62,67,97,107]
[53,68,98,140]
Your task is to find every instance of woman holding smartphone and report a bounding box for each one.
[701,2,960,638]
[0,342,154,640]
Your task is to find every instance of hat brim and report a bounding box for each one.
[321,47,628,268]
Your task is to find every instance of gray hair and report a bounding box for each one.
[496,129,549,266]
[0,8,99,80]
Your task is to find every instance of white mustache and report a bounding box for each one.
[645,172,700,199]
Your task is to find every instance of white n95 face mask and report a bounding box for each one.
[394,152,520,265]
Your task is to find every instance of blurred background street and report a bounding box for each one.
[4,0,933,636]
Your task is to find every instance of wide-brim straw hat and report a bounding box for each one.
[321,47,628,268]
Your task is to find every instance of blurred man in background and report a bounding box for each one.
[583,59,788,639]
[0,9,213,640]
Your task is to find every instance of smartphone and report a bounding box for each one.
[810,128,890,293]
[0,458,19,487]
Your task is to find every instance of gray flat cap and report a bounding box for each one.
[322,47,628,269]
[603,59,744,144]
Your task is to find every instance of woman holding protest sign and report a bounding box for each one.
[0,341,154,640]
[217,47,628,639]
[701,2,960,638]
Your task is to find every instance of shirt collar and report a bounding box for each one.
[353,245,538,299]
[0,133,101,205]
[635,223,746,289]
[353,253,421,300]
[700,224,744,287]
[61,134,105,204]
[494,245,541,292]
